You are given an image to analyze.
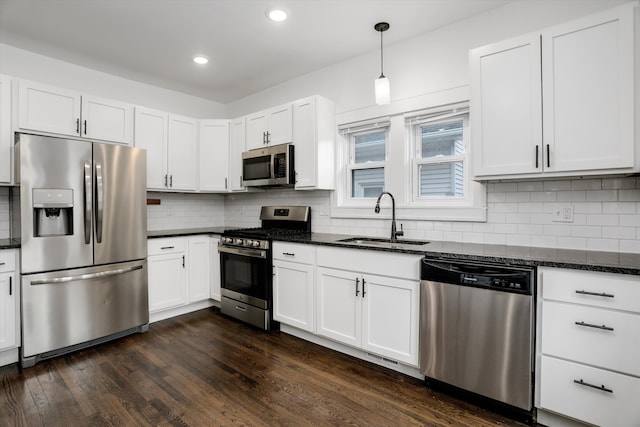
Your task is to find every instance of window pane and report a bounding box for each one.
[352,168,384,198]
[421,121,464,158]
[354,131,385,163]
[419,162,464,197]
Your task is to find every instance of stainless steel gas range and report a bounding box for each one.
[219,206,311,330]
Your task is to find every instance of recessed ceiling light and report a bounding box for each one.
[267,8,287,22]
[193,56,208,65]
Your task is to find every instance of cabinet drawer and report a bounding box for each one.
[148,238,186,255]
[539,356,640,427]
[542,301,640,376]
[0,250,16,273]
[272,242,315,264]
[542,268,640,313]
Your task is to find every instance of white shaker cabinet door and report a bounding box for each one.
[542,7,634,173]
[0,272,17,351]
[187,236,210,303]
[273,260,315,332]
[18,80,82,137]
[471,33,542,178]
[148,251,187,313]
[134,107,168,190]
[199,120,229,192]
[167,114,197,191]
[316,267,361,348]
[81,95,134,145]
[361,274,420,366]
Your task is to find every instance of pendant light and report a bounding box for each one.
[374,22,390,105]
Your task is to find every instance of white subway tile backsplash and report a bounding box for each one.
[0,176,637,253]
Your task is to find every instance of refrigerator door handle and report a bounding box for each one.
[83,160,92,244]
[29,265,144,286]
[95,162,104,243]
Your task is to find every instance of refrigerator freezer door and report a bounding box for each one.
[92,143,147,265]
[18,134,94,274]
[21,259,149,360]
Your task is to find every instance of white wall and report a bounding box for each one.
[0,44,225,118]
[226,0,629,118]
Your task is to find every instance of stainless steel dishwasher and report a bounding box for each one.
[420,258,535,413]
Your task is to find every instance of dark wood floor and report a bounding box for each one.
[1,308,529,426]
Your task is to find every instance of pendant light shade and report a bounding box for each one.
[374,22,390,105]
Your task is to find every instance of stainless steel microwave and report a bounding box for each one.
[242,143,295,187]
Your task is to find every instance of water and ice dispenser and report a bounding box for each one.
[32,189,74,237]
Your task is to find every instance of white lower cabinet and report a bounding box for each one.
[0,250,19,359]
[148,238,188,313]
[187,236,210,303]
[537,267,640,426]
[315,247,421,366]
[273,242,315,332]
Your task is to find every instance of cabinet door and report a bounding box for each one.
[274,260,314,332]
[134,107,168,190]
[81,95,133,145]
[470,34,542,178]
[0,272,17,351]
[148,252,187,312]
[199,120,229,192]
[0,76,11,184]
[542,6,634,173]
[210,237,221,301]
[267,103,293,146]
[187,236,210,303]
[316,267,360,347]
[245,111,268,150]
[292,97,316,189]
[167,114,197,191]
[361,274,419,366]
[229,117,246,191]
[18,80,81,137]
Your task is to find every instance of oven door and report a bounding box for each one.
[219,245,271,308]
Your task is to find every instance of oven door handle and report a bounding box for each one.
[219,245,267,259]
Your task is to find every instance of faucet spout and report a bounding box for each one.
[374,192,403,241]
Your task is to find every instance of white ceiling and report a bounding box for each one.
[0,0,513,103]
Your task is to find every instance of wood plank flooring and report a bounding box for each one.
[1,308,530,426]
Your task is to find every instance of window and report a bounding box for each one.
[416,119,466,197]
[333,96,485,222]
[338,120,390,201]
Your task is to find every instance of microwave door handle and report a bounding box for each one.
[95,162,104,243]
[271,154,277,180]
[83,160,92,244]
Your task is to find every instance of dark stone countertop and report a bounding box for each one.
[147,227,228,238]
[0,238,20,250]
[149,228,640,276]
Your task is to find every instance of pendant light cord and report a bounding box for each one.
[380,29,384,78]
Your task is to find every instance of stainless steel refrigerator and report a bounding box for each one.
[16,133,148,367]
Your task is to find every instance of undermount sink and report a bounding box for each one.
[336,237,430,247]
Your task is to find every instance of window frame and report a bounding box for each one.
[332,91,486,222]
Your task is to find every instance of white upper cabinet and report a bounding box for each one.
[245,103,292,150]
[134,107,197,191]
[292,95,335,190]
[17,79,133,145]
[471,4,637,180]
[199,119,230,192]
[0,75,11,184]
[228,116,246,191]
[167,114,198,191]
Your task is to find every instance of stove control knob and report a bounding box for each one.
[234,238,244,246]
[222,237,232,244]
[251,240,261,248]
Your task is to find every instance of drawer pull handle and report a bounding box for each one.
[575,321,614,332]
[235,305,247,312]
[0,262,5,266]
[573,379,613,394]
[282,252,295,256]
[160,246,175,250]
[575,290,614,298]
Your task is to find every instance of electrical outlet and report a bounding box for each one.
[552,204,574,223]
